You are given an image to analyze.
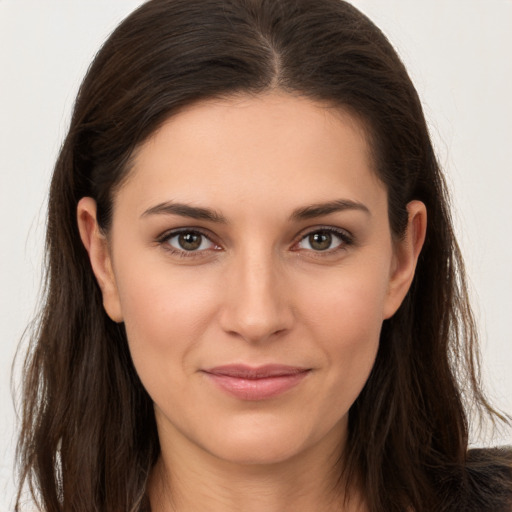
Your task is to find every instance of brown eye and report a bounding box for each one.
[308,231,332,251]
[178,232,202,250]
[165,231,216,252]
[296,228,350,252]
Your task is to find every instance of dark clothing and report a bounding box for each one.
[458,447,512,511]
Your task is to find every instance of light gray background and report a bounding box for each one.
[1,1,511,509]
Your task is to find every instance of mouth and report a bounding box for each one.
[201,364,311,401]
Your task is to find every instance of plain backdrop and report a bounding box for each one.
[1,0,511,509]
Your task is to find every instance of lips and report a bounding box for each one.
[202,364,310,400]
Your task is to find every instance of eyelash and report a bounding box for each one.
[156,226,354,258]
[156,228,220,258]
[292,227,354,255]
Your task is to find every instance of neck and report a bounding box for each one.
[148,423,366,512]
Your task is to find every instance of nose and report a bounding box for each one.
[219,250,294,344]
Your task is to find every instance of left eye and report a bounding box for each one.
[296,229,347,251]
[165,231,216,252]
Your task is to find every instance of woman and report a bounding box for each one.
[15,0,512,511]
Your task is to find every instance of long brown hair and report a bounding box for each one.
[15,0,511,511]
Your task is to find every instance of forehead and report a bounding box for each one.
[117,91,385,218]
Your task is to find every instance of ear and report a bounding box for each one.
[383,200,427,319]
[77,197,123,322]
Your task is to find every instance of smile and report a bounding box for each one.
[202,365,311,401]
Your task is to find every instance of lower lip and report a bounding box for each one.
[204,371,310,401]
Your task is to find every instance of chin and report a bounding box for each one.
[207,435,309,466]
[195,411,344,468]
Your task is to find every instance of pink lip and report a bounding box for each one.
[202,364,310,401]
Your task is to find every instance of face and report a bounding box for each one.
[79,92,425,469]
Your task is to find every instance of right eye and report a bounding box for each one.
[160,230,219,255]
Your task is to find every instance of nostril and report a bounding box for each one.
[219,302,294,344]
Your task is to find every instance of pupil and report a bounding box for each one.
[310,232,332,251]
[179,233,201,250]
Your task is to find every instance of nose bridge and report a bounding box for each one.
[220,244,292,343]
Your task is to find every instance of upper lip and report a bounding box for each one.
[203,364,310,379]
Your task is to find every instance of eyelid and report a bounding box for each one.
[156,227,221,256]
[155,225,354,258]
[291,225,354,252]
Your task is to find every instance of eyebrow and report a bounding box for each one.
[290,199,371,220]
[140,198,370,223]
[140,201,227,223]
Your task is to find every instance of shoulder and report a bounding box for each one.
[461,446,512,512]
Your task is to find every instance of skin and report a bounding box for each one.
[78,91,426,511]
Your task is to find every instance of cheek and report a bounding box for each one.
[300,258,390,340]
[296,261,389,401]
[113,258,220,383]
